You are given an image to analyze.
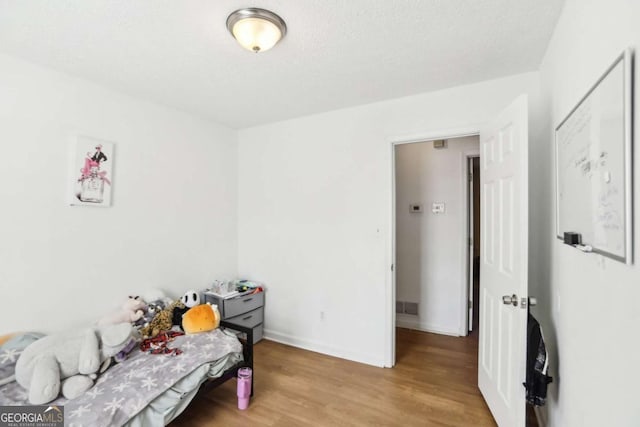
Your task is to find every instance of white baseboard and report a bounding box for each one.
[263,329,386,368]
[396,316,461,337]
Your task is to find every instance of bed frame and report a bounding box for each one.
[200,319,254,396]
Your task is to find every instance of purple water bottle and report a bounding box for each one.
[237,367,252,410]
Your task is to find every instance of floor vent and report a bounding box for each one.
[396,301,419,315]
[404,302,419,315]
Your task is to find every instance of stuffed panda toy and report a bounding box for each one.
[171,290,200,330]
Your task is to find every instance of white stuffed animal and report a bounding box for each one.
[98,296,146,326]
[141,288,173,307]
[15,323,134,404]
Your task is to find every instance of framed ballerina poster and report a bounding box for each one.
[69,135,114,207]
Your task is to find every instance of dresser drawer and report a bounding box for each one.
[226,307,263,329]
[223,292,264,319]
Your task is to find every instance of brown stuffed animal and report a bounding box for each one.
[140,300,185,339]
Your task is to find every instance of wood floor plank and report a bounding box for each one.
[170,328,497,426]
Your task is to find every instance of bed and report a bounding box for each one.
[0,320,254,427]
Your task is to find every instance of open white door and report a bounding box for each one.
[478,95,528,427]
[468,157,475,332]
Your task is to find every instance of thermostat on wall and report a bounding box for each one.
[432,202,446,214]
[409,204,423,213]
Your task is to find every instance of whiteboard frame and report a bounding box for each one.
[554,48,634,264]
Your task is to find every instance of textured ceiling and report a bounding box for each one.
[0,0,564,128]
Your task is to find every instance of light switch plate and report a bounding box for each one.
[432,202,445,214]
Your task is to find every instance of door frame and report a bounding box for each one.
[387,125,481,367]
[463,152,481,335]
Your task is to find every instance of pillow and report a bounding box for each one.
[182,304,219,334]
[0,333,44,386]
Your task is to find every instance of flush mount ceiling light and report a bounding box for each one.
[226,8,287,53]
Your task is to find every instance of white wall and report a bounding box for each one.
[0,54,238,333]
[395,136,479,335]
[238,72,541,367]
[532,1,640,426]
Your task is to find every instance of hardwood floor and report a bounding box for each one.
[170,328,496,426]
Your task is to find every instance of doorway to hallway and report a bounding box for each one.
[393,136,479,338]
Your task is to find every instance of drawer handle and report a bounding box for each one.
[243,298,253,303]
[242,315,253,321]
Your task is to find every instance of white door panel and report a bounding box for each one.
[478,95,528,427]
[468,157,474,332]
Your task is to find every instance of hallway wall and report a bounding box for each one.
[395,136,479,335]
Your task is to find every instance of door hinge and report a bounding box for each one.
[391,264,394,272]
[468,300,472,309]
[468,172,473,182]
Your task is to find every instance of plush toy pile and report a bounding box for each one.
[139,299,186,339]
[9,288,221,404]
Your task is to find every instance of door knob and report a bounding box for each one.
[502,294,518,307]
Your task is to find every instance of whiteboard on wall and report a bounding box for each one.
[555,49,633,264]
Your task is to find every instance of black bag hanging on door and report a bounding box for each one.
[524,313,553,406]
